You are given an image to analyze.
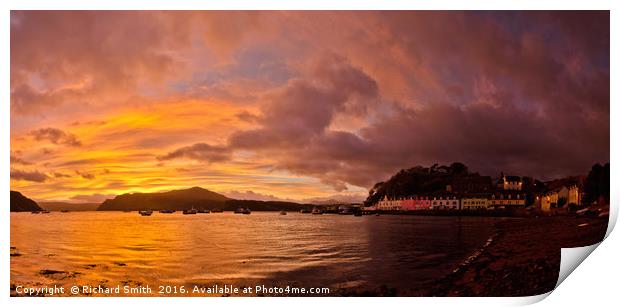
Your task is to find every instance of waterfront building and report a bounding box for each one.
[431,196,459,210]
[401,196,432,211]
[488,193,526,209]
[460,196,489,210]
[376,195,402,211]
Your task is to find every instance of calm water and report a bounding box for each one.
[11,212,498,296]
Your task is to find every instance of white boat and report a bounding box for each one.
[311,207,323,215]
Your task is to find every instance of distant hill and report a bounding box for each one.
[97,186,313,211]
[98,186,231,211]
[309,199,348,205]
[10,191,43,212]
[39,202,101,211]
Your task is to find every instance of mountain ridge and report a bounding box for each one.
[10,190,43,212]
[97,186,231,211]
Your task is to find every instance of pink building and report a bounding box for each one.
[401,197,432,211]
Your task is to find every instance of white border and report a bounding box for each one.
[2,1,616,307]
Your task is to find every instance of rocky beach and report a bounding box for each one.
[421,212,609,296]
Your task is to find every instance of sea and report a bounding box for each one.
[10,211,499,296]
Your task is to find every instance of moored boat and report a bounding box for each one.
[280,210,287,215]
[139,210,153,216]
[31,211,41,214]
[311,207,323,215]
[183,208,198,215]
[234,207,245,214]
[41,211,51,214]
[354,211,363,217]
[159,209,175,214]
[300,209,311,214]
[242,208,251,214]
[211,208,223,213]
[198,209,210,214]
[61,210,70,213]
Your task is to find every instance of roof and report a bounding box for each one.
[545,176,584,191]
[505,175,521,182]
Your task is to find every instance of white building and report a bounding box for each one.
[498,175,523,191]
[540,185,580,211]
[431,196,459,210]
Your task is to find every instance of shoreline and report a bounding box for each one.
[419,214,608,296]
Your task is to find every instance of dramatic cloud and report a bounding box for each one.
[157,143,232,163]
[10,11,609,201]
[30,128,81,146]
[10,155,31,165]
[10,169,49,182]
[52,172,72,178]
[75,170,96,180]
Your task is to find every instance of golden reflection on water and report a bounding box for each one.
[11,212,495,296]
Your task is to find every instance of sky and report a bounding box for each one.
[10,11,609,203]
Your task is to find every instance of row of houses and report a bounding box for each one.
[371,173,584,212]
[372,192,527,211]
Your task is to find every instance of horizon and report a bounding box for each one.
[18,161,605,204]
[10,11,609,203]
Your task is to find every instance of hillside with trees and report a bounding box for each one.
[365,162,486,205]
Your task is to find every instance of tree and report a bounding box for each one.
[583,163,610,205]
[558,197,567,208]
[449,162,469,176]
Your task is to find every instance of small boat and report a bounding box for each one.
[183,208,198,215]
[31,211,41,214]
[311,207,323,215]
[242,208,251,215]
[234,207,245,214]
[61,210,70,213]
[280,210,287,215]
[375,213,380,216]
[139,210,153,216]
[41,211,51,214]
[198,209,210,214]
[159,209,175,214]
[211,208,223,213]
[300,209,311,214]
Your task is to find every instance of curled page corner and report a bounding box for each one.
[604,201,617,238]
[555,243,602,289]
[518,242,604,305]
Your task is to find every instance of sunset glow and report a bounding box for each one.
[10,11,609,203]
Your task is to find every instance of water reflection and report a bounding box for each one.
[11,212,496,296]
